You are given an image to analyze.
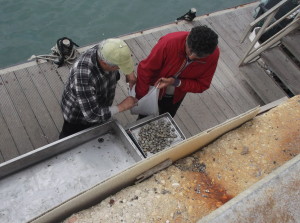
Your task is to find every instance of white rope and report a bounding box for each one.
[28,38,79,66]
[50,43,79,65]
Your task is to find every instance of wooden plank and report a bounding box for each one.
[282,31,300,62]
[2,71,48,148]
[206,5,256,55]
[182,93,219,131]
[0,150,4,163]
[141,33,159,49]
[217,59,261,109]
[198,90,228,123]
[0,75,33,155]
[173,115,193,139]
[56,64,71,84]
[125,38,147,62]
[0,110,19,161]
[176,104,202,136]
[206,14,250,58]
[159,26,180,35]
[223,5,256,29]
[261,47,300,95]
[133,35,153,56]
[26,65,63,131]
[14,69,59,143]
[212,71,245,115]
[239,61,287,103]
[203,83,236,119]
[150,30,165,41]
[38,62,65,101]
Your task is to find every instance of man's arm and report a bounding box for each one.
[135,39,167,99]
[125,72,137,89]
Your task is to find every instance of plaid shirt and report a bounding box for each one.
[61,45,118,125]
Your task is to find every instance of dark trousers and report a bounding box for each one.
[138,95,183,119]
[59,120,95,139]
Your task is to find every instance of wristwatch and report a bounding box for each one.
[172,78,181,87]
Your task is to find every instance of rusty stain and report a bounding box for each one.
[176,171,233,210]
[109,199,115,207]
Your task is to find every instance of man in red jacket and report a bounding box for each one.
[135,25,219,117]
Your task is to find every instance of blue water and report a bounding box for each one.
[0,0,252,69]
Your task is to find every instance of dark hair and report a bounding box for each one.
[187,25,218,56]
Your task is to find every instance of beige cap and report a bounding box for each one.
[100,38,134,74]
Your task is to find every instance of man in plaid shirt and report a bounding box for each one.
[59,39,137,139]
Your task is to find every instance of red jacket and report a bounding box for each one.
[136,31,220,104]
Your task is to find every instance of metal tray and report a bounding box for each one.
[127,113,186,157]
[0,120,144,223]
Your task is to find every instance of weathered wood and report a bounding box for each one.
[56,64,71,84]
[38,62,65,101]
[125,38,147,63]
[198,90,228,123]
[133,35,153,56]
[239,61,287,103]
[173,115,193,138]
[14,69,59,143]
[282,31,300,62]
[206,5,256,57]
[183,94,219,131]
[2,71,48,149]
[176,105,202,136]
[204,83,236,119]
[142,33,159,49]
[0,74,33,155]
[261,47,300,95]
[0,111,19,161]
[26,65,63,131]
[216,59,261,109]
[0,151,4,163]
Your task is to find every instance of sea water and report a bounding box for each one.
[0,0,252,69]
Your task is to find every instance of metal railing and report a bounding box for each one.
[239,0,300,66]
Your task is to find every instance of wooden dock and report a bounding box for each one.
[1,1,298,164]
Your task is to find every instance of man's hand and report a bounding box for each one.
[155,77,175,89]
[117,96,138,112]
[126,72,137,89]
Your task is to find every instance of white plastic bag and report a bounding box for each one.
[129,85,159,116]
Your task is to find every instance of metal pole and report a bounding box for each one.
[242,19,299,65]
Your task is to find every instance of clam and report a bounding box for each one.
[136,118,180,155]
